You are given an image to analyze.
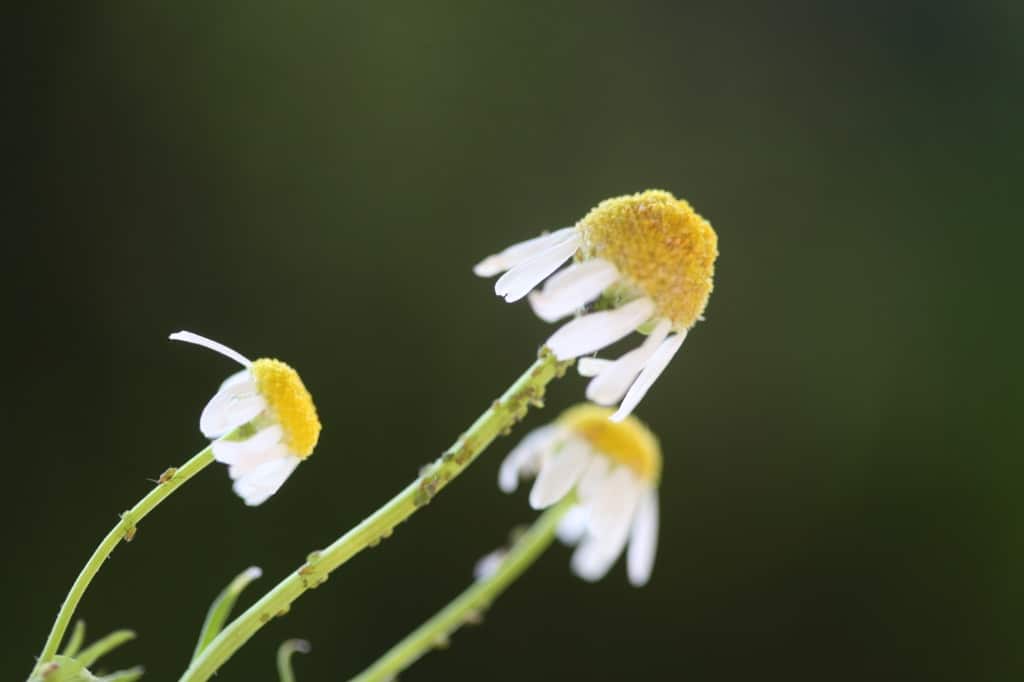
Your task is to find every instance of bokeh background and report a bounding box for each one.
[8,2,1023,680]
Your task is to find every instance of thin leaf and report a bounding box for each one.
[61,620,87,657]
[97,666,145,682]
[191,566,263,660]
[76,630,136,668]
[276,639,311,682]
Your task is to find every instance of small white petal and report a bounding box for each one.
[218,369,257,394]
[473,549,507,580]
[212,425,284,465]
[494,233,580,303]
[556,505,589,545]
[576,455,611,502]
[577,357,614,378]
[498,426,558,493]
[587,467,642,544]
[627,490,659,587]
[611,332,687,422]
[529,442,591,509]
[232,456,301,506]
[200,375,267,439]
[586,351,646,405]
[473,227,576,277]
[228,444,291,479]
[570,536,608,582]
[569,529,629,583]
[170,331,252,367]
[527,259,619,323]
[585,320,671,406]
[545,298,655,360]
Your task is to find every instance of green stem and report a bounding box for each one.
[350,497,573,682]
[179,350,569,682]
[35,446,215,670]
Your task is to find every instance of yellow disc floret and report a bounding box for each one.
[558,404,662,483]
[577,189,718,330]
[251,358,321,459]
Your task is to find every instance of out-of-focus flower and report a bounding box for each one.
[475,190,717,420]
[170,331,321,506]
[498,404,662,586]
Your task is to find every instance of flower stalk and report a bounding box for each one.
[179,349,571,682]
[349,496,574,682]
[35,446,216,670]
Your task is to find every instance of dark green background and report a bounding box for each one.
[9,2,1022,680]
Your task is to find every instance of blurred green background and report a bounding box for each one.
[8,2,1023,680]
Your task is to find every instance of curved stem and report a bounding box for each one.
[35,446,216,670]
[350,497,573,682]
[179,350,569,682]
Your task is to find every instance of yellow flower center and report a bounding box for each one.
[558,404,661,483]
[577,189,718,330]
[251,358,321,458]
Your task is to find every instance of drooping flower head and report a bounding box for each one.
[170,331,321,506]
[475,190,718,420]
[498,404,662,586]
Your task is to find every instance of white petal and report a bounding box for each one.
[577,357,613,378]
[473,227,576,277]
[494,233,580,303]
[228,444,291,479]
[570,536,608,582]
[556,505,589,545]
[199,373,266,438]
[569,529,629,583]
[611,332,686,422]
[169,331,252,367]
[473,549,507,580]
[232,456,301,506]
[498,426,558,493]
[218,368,256,393]
[527,259,619,323]
[576,455,611,502]
[627,490,659,587]
[528,441,591,509]
[586,320,671,405]
[587,467,642,544]
[212,425,285,464]
[586,350,647,405]
[545,298,655,360]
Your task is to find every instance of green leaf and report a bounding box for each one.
[61,621,86,658]
[276,640,311,682]
[96,666,144,682]
[31,632,140,682]
[191,566,263,661]
[76,630,136,668]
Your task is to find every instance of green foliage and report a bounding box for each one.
[30,625,142,682]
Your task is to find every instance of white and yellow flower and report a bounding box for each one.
[170,331,321,506]
[475,190,718,421]
[498,404,662,586]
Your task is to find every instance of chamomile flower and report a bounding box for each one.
[170,331,321,506]
[498,404,662,586]
[475,190,718,421]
